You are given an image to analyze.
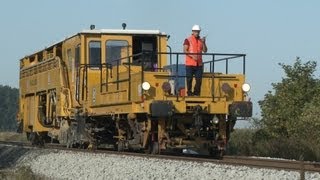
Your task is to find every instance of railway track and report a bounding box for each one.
[1,140,319,174]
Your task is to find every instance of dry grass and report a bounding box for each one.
[0,133,43,179]
[0,132,28,142]
[0,166,45,180]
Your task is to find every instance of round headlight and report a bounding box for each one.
[242,83,251,92]
[212,115,219,124]
[142,82,151,90]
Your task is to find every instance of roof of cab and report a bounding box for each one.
[81,29,166,35]
[21,29,166,60]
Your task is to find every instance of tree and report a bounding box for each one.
[0,85,19,131]
[257,58,320,160]
[259,58,320,138]
[295,93,320,143]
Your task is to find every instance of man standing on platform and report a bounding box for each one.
[183,24,208,96]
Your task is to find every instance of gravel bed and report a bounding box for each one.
[15,149,320,180]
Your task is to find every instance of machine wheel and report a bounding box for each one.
[29,132,45,146]
[209,148,225,159]
[145,141,159,154]
[26,132,31,140]
[144,132,160,154]
[117,140,125,151]
[151,142,159,154]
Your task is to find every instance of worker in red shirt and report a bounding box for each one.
[183,25,208,96]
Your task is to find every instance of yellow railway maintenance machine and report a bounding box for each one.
[18,26,252,156]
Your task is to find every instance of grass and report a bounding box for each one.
[0,132,45,179]
[0,132,28,142]
[0,166,44,180]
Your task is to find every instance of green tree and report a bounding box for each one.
[0,85,19,131]
[259,58,320,138]
[227,58,320,161]
[256,58,320,160]
[297,94,320,144]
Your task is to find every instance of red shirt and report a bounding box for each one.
[183,39,190,46]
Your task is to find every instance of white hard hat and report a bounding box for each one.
[192,24,201,31]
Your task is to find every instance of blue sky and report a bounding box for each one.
[1,1,319,123]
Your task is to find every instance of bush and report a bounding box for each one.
[227,128,320,161]
[0,166,41,180]
[0,85,19,132]
[227,128,255,156]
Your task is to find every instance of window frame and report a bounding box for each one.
[88,40,101,69]
[105,40,129,67]
[75,44,81,102]
[75,44,81,68]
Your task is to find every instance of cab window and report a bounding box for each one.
[89,41,101,67]
[106,40,129,66]
[75,44,80,68]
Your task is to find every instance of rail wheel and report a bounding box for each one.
[26,132,31,140]
[151,142,159,154]
[117,140,125,151]
[209,148,225,159]
[145,138,159,154]
[28,132,45,146]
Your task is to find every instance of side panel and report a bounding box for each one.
[62,35,81,108]
[23,94,52,132]
[23,95,36,131]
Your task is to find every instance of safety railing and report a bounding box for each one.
[158,52,246,101]
[77,52,246,102]
[164,52,246,74]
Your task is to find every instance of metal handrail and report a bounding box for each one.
[77,51,246,102]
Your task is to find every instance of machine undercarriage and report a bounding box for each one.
[28,107,237,158]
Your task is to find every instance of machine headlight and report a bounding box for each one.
[212,115,219,124]
[142,82,151,91]
[242,83,251,92]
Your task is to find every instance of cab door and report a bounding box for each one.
[99,35,132,105]
[83,36,103,106]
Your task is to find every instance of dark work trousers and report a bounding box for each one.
[186,66,203,96]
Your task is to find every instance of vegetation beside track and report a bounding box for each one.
[228,58,320,162]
